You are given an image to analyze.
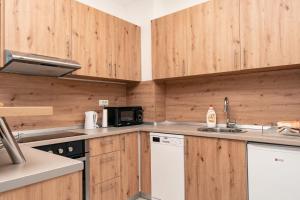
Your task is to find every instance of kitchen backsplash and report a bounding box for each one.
[129,69,300,125]
[0,73,126,131]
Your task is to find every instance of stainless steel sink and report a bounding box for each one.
[197,127,247,134]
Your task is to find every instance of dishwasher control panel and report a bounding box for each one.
[151,133,184,147]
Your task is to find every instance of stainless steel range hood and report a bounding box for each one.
[1,50,81,77]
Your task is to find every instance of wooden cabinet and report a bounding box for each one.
[0,172,82,200]
[89,136,121,200]
[2,0,71,61]
[89,135,120,156]
[89,133,139,200]
[71,1,141,81]
[140,132,151,196]
[152,0,240,79]
[185,136,247,200]
[240,0,300,70]
[90,151,121,185]
[187,0,240,75]
[90,178,121,200]
[120,132,139,200]
[152,10,189,79]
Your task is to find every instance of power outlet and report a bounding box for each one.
[99,100,109,107]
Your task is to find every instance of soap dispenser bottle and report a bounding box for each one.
[206,105,217,128]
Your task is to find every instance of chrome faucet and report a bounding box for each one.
[224,97,236,128]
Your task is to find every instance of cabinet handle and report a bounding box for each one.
[109,63,112,77]
[100,156,114,164]
[121,136,125,151]
[182,60,186,76]
[243,48,247,69]
[234,51,238,69]
[114,64,117,78]
[101,182,116,193]
[100,139,113,146]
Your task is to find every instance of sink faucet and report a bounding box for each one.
[224,97,236,128]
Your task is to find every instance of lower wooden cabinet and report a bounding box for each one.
[120,132,139,200]
[90,178,121,200]
[0,172,82,200]
[90,151,121,185]
[185,136,247,200]
[140,132,151,196]
[89,133,139,200]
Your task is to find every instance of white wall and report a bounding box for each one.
[153,0,209,19]
[76,0,208,81]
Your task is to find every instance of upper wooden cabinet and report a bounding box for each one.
[187,0,240,75]
[71,1,141,81]
[240,0,300,69]
[2,0,72,60]
[152,0,300,79]
[152,0,240,79]
[152,10,189,79]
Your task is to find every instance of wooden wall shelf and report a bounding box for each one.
[0,107,53,117]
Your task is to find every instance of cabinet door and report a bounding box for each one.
[140,132,151,196]
[0,172,82,200]
[113,19,141,81]
[120,132,139,200]
[187,0,240,75]
[90,151,121,185]
[4,0,71,59]
[89,135,120,156]
[41,172,82,200]
[241,0,300,69]
[152,10,189,79]
[90,178,121,200]
[185,137,247,200]
[71,1,112,78]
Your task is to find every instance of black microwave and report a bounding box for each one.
[106,106,143,127]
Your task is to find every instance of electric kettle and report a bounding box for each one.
[84,111,98,129]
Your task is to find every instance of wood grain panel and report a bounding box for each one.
[90,151,121,185]
[4,0,71,59]
[185,136,247,200]
[41,172,82,200]
[152,10,189,79]
[90,177,121,200]
[0,107,53,117]
[127,81,165,122]
[187,0,240,75]
[140,132,151,195]
[71,1,111,78]
[241,0,300,69]
[0,73,126,131]
[120,132,139,200]
[166,69,300,125]
[89,135,121,156]
[0,172,82,200]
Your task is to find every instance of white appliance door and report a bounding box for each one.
[248,143,300,200]
[150,133,185,200]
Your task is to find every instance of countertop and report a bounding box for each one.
[24,123,300,147]
[2,122,300,193]
[0,145,83,193]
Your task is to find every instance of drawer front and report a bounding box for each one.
[90,177,121,200]
[90,151,121,184]
[89,135,120,156]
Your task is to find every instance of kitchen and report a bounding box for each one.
[0,0,300,200]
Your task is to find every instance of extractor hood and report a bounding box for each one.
[1,50,81,77]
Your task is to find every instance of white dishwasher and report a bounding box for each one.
[248,143,300,200]
[150,133,185,200]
